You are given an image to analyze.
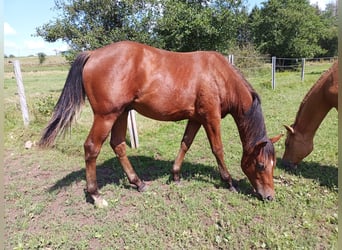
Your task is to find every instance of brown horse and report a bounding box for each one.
[39,41,281,206]
[282,60,338,169]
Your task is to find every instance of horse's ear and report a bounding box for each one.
[270,134,283,144]
[254,140,268,154]
[283,125,295,134]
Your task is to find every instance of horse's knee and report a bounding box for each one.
[180,141,189,152]
[113,142,126,158]
[84,140,100,161]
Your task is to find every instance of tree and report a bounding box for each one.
[38,52,47,65]
[249,0,327,59]
[154,0,247,52]
[36,0,157,61]
[36,0,248,60]
[317,2,338,57]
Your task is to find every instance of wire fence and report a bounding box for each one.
[5,54,337,90]
[227,55,337,89]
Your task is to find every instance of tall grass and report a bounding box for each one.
[4,57,337,249]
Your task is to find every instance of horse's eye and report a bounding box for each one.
[256,162,265,171]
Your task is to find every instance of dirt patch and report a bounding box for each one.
[4,147,143,248]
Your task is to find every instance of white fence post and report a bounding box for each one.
[228,54,234,65]
[301,58,306,82]
[13,60,30,127]
[128,110,139,148]
[271,56,276,90]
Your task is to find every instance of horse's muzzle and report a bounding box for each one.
[254,189,274,202]
[264,195,274,201]
[281,159,298,170]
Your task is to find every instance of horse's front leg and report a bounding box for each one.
[172,120,201,182]
[203,119,236,191]
[84,114,116,208]
[110,112,146,192]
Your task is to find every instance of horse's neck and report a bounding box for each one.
[293,85,332,140]
[232,94,267,151]
[226,66,267,150]
[235,118,262,151]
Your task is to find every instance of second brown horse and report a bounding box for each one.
[282,61,338,168]
[39,41,281,206]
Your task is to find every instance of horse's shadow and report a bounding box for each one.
[277,157,338,190]
[48,155,254,198]
[48,155,337,204]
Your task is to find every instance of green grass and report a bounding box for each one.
[4,57,337,249]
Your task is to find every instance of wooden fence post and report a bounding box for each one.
[13,60,30,127]
[128,110,139,148]
[301,58,306,82]
[271,56,276,90]
[228,54,235,65]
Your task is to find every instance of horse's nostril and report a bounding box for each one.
[266,195,273,201]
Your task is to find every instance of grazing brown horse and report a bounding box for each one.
[39,41,281,206]
[282,61,338,169]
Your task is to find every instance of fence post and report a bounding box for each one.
[128,110,139,148]
[228,54,234,65]
[231,54,234,65]
[271,56,276,90]
[13,60,30,127]
[301,58,305,82]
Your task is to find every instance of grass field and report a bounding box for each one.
[4,56,337,249]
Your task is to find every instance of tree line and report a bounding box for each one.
[36,0,338,62]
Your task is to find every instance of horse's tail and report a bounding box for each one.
[39,52,91,147]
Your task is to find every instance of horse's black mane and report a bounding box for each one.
[240,92,274,155]
[229,64,270,149]
[244,92,266,142]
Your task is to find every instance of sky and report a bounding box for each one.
[4,0,334,57]
[4,0,68,56]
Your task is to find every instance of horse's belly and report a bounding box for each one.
[132,102,194,122]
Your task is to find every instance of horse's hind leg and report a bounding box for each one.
[110,111,146,192]
[84,114,116,207]
[172,120,201,182]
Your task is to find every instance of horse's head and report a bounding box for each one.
[241,135,282,201]
[282,125,313,169]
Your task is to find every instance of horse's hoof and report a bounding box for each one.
[229,186,238,193]
[92,195,108,208]
[138,182,147,192]
[173,176,181,183]
[174,180,181,185]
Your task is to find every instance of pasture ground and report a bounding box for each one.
[4,56,337,249]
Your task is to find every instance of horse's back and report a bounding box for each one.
[82,41,241,120]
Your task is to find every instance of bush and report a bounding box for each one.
[227,43,267,69]
[32,94,57,122]
[37,52,47,65]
